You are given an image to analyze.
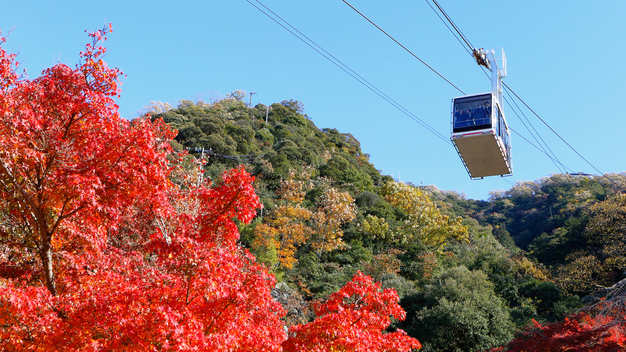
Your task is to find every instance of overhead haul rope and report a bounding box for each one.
[502,86,569,173]
[341,0,466,95]
[248,0,611,186]
[247,0,453,146]
[430,0,475,52]
[503,82,605,177]
[424,0,473,58]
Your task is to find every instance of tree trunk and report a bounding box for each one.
[39,225,57,296]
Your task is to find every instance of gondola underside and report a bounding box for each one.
[452,132,511,178]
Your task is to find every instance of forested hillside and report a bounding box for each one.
[150,93,626,351]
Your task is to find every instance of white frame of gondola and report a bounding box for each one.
[450,48,512,179]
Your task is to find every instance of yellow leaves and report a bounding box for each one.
[365,181,468,250]
[316,188,356,224]
[512,256,549,281]
[585,193,626,244]
[275,168,314,203]
[551,193,626,294]
[276,178,306,203]
[360,215,390,239]
[555,254,608,294]
[273,204,312,223]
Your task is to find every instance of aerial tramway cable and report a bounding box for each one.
[423,0,565,173]
[247,0,453,146]
[354,0,600,177]
[341,0,466,96]
[503,82,605,176]
[341,0,605,182]
[503,88,569,174]
[430,0,475,52]
[424,0,473,58]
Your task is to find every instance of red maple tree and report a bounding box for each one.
[282,271,421,352]
[488,313,625,352]
[0,26,285,350]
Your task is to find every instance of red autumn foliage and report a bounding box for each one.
[488,313,625,352]
[283,271,421,352]
[0,26,420,351]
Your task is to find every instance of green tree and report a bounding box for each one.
[319,155,374,192]
[450,235,577,326]
[553,193,626,294]
[410,266,515,352]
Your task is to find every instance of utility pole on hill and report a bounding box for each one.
[249,92,256,108]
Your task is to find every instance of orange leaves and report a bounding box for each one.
[79,25,122,97]
[277,178,307,203]
[0,25,177,297]
[253,171,356,269]
[0,165,287,350]
[0,30,19,91]
[253,204,312,269]
[362,248,406,281]
[0,27,420,352]
[253,171,313,269]
[194,166,261,242]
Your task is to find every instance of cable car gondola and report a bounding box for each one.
[451,48,512,179]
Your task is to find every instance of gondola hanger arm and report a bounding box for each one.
[472,48,490,70]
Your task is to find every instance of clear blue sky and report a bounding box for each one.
[2,0,625,199]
